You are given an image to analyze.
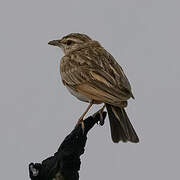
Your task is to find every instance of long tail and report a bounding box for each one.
[105,104,139,143]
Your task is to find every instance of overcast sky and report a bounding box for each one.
[0,0,179,179]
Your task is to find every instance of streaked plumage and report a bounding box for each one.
[48,33,139,143]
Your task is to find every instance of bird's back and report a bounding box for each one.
[60,41,134,105]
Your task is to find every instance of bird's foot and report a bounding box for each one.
[75,117,85,134]
[94,105,106,126]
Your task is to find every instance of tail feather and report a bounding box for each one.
[105,104,139,143]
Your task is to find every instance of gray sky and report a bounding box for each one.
[0,0,179,179]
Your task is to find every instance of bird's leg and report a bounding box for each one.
[97,104,106,125]
[92,104,106,125]
[75,101,94,132]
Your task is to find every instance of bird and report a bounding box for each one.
[48,33,139,143]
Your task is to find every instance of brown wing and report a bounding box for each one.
[60,44,134,105]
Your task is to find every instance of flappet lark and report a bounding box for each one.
[48,33,139,143]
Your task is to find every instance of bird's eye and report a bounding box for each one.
[66,40,73,45]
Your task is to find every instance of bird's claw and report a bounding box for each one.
[96,105,106,126]
[99,112,105,126]
[75,118,85,134]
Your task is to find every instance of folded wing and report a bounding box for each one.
[60,46,134,106]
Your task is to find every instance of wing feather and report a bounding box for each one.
[60,44,134,104]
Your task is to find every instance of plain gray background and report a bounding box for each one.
[0,0,179,179]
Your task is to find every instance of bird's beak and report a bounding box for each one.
[48,40,61,47]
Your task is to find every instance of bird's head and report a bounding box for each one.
[48,33,92,54]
